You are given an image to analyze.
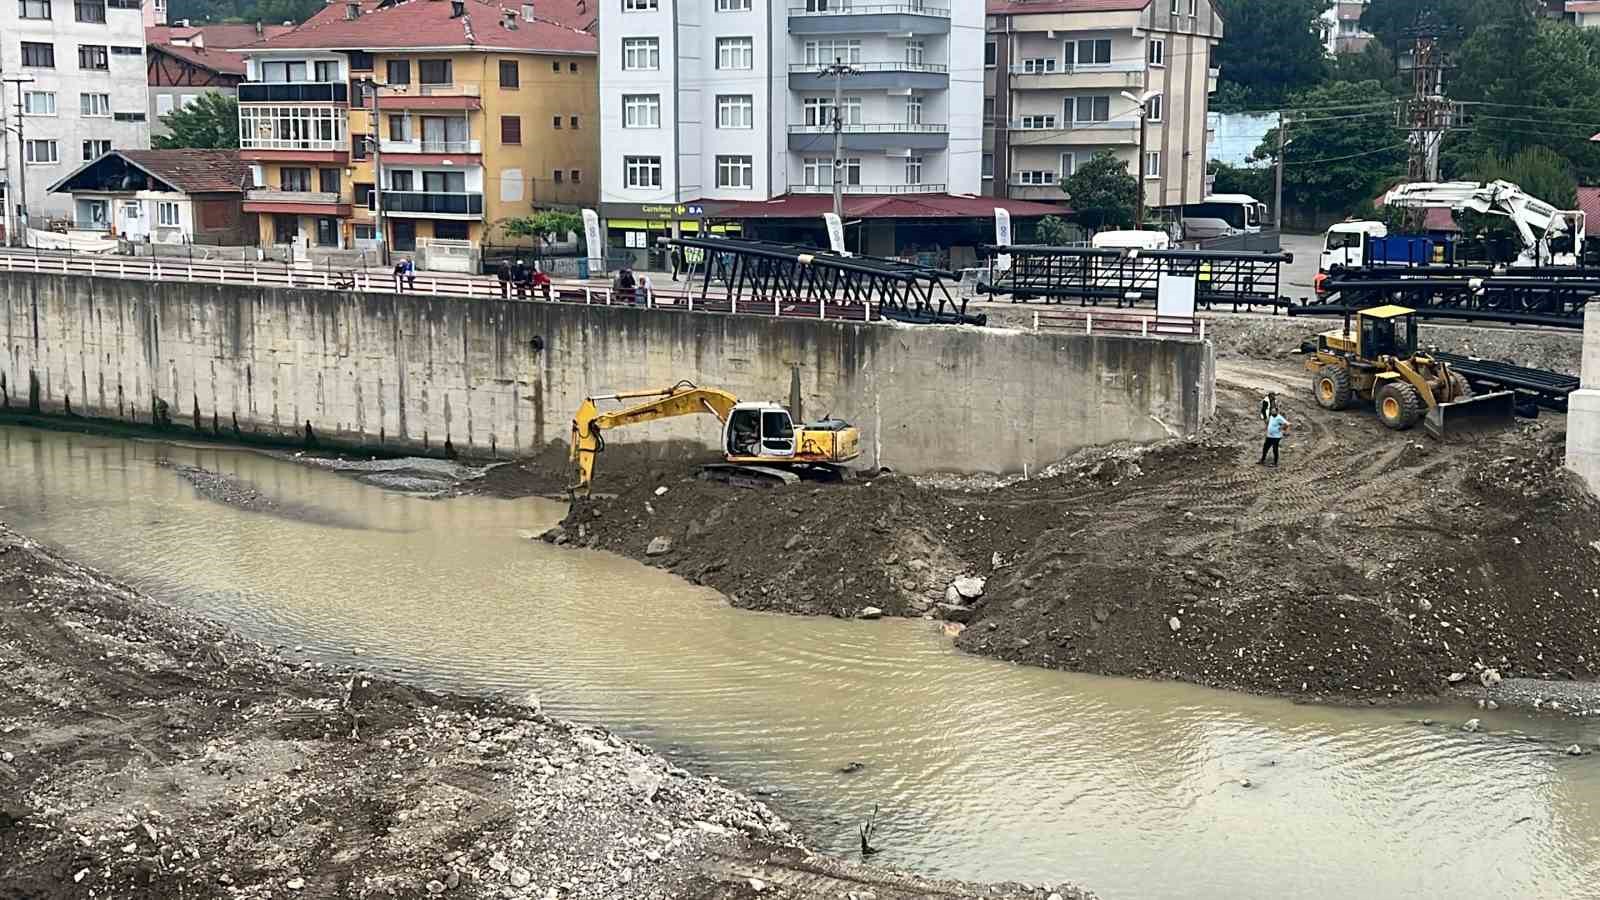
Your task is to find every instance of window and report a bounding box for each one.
[240,105,348,150]
[354,183,374,206]
[570,115,579,128]
[716,0,750,8]
[803,39,860,66]
[1071,95,1111,123]
[1145,151,1162,178]
[179,93,200,109]
[717,94,753,129]
[983,97,996,121]
[1066,39,1111,67]
[113,112,146,122]
[623,0,656,8]
[981,153,994,179]
[717,37,753,70]
[388,114,409,141]
[315,217,337,247]
[78,45,109,70]
[622,37,659,70]
[20,0,51,18]
[74,0,104,21]
[1147,95,1163,122]
[389,171,414,191]
[624,155,662,189]
[553,169,564,183]
[1148,38,1165,66]
[418,59,451,84]
[260,60,308,82]
[21,42,55,68]
[80,93,110,117]
[25,140,59,163]
[623,94,660,128]
[904,156,923,185]
[499,59,519,88]
[386,59,411,85]
[802,96,860,126]
[435,220,469,240]
[552,115,563,129]
[569,62,578,72]
[319,168,341,193]
[155,93,174,117]
[905,39,924,66]
[1022,58,1057,74]
[23,92,56,115]
[421,171,465,192]
[352,133,370,160]
[1189,0,1198,14]
[571,169,581,183]
[1060,152,1077,177]
[158,201,181,227]
[1170,0,1180,11]
[801,157,859,186]
[281,168,312,191]
[314,60,339,81]
[348,51,374,71]
[1017,170,1056,186]
[716,155,753,189]
[905,95,922,125]
[82,139,110,160]
[984,41,997,68]
[110,46,143,56]
[1019,114,1056,129]
[501,115,521,144]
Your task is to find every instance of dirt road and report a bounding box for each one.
[551,358,1600,704]
[0,525,1092,900]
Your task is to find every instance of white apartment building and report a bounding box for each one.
[4,0,151,227]
[985,0,1223,215]
[598,0,985,230]
[1321,0,1373,55]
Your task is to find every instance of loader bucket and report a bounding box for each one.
[1423,390,1517,440]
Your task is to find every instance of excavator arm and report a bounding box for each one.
[1382,180,1581,266]
[570,382,740,495]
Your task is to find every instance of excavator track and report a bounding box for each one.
[696,464,850,490]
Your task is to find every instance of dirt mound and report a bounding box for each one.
[565,364,1600,703]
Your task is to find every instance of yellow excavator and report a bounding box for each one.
[1305,304,1515,437]
[570,382,860,495]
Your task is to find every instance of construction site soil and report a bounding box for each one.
[0,525,1093,900]
[506,359,1600,706]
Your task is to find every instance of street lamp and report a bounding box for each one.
[1121,88,1162,229]
[358,78,402,265]
[3,73,37,247]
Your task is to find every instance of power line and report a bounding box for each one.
[1284,142,1410,167]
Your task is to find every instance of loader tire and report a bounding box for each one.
[1375,382,1424,430]
[1313,365,1353,411]
[1445,371,1473,403]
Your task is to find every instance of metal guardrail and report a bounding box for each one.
[0,250,875,324]
[1033,310,1204,340]
[789,4,950,15]
[788,61,949,73]
[787,122,949,134]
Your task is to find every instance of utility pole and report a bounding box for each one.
[819,59,858,224]
[1274,114,1287,232]
[1121,89,1161,230]
[1400,11,1455,184]
[362,78,388,265]
[4,74,35,247]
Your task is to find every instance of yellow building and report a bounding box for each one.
[238,0,597,264]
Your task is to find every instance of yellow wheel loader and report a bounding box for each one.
[1304,305,1515,438]
[570,382,860,496]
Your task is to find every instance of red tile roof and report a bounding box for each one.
[1577,186,1600,224]
[1566,1,1600,13]
[988,0,1151,14]
[250,0,597,54]
[119,150,252,194]
[703,194,1069,220]
[146,23,295,48]
[148,42,247,76]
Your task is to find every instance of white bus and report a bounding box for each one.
[1180,194,1269,239]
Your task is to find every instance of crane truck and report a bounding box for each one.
[569,382,860,496]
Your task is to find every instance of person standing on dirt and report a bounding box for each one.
[1260,391,1277,423]
[1260,409,1288,467]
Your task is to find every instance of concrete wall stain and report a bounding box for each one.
[0,272,1214,474]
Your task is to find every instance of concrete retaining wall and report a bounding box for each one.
[1566,308,1600,497]
[0,272,1215,474]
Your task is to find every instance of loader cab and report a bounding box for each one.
[725,402,796,459]
[1357,305,1418,361]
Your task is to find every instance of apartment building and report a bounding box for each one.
[1322,1,1373,55]
[236,0,597,259]
[985,0,1223,216]
[4,0,152,226]
[597,0,987,251]
[146,23,297,140]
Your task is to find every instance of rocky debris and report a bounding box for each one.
[951,576,986,600]
[937,603,975,625]
[1447,672,1468,684]
[1565,744,1586,757]
[646,536,673,557]
[857,606,883,620]
[1168,617,1183,633]
[1463,718,1483,733]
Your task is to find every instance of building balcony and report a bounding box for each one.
[376,83,484,111]
[1006,182,1067,201]
[788,3,950,35]
[788,61,949,91]
[243,189,352,215]
[380,190,485,218]
[377,138,483,163]
[239,82,350,104]
[787,182,947,195]
[787,122,949,151]
[1005,118,1138,145]
[1006,62,1146,91]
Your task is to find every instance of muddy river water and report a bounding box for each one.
[3,425,1599,899]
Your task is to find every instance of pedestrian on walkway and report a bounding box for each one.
[1260,391,1277,423]
[497,258,513,299]
[636,271,655,306]
[512,258,530,299]
[392,257,414,293]
[1260,409,1288,467]
[670,245,685,282]
[532,261,552,301]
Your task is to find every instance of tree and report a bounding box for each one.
[1035,215,1074,246]
[1328,41,1402,92]
[1060,152,1138,231]
[153,92,239,150]
[1360,0,1482,54]
[1211,0,1331,109]
[1207,160,1272,200]
[503,210,584,253]
[168,0,322,23]
[1252,80,1407,214]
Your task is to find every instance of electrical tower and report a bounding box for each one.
[1396,8,1457,183]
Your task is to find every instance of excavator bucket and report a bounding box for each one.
[1423,390,1517,439]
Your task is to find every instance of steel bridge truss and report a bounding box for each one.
[667,237,978,324]
[976,245,1292,310]
[1299,266,1598,328]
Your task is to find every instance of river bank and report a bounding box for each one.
[497,360,1600,708]
[0,523,1093,900]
